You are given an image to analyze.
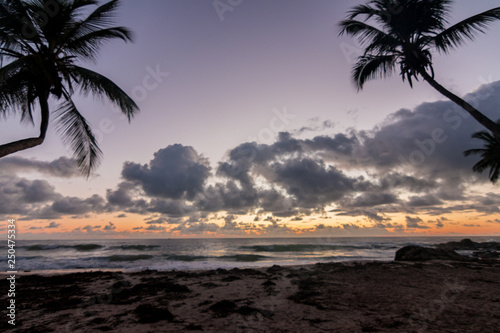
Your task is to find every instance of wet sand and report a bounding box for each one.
[1,260,500,332]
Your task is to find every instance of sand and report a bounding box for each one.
[1,260,500,332]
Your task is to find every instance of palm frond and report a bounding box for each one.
[0,57,38,118]
[464,124,500,183]
[69,65,138,120]
[55,95,102,177]
[339,19,399,49]
[432,7,500,53]
[345,3,378,21]
[63,26,132,61]
[59,0,123,48]
[471,130,497,143]
[0,0,39,59]
[463,148,486,157]
[352,54,397,90]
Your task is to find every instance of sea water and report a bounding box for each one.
[2,236,499,272]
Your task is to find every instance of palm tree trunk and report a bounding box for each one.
[419,70,500,138]
[0,90,50,158]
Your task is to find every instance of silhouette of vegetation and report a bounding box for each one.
[339,0,500,138]
[0,0,139,176]
[464,123,500,183]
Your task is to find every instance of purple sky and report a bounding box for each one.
[1,0,500,238]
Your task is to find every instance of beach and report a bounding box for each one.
[2,259,500,332]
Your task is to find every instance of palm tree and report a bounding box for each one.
[464,125,500,183]
[339,0,500,138]
[0,0,139,176]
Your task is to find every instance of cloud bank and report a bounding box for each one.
[2,81,500,236]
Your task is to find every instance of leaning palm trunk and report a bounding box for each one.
[0,0,139,176]
[339,0,500,138]
[419,70,500,138]
[0,90,50,157]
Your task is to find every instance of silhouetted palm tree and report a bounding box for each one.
[464,125,500,183]
[0,0,139,175]
[339,0,500,137]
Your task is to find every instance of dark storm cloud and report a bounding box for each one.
[106,181,137,207]
[356,81,500,181]
[122,144,211,200]
[0,156,78,177]
[102,81,500,223]
[147,198,194,216]
[343,192,400,208]
[217,131,359,184]
[268,158,357,207]
[5,82,500,227]
[377,173,437,193]
[406,194,443,207]
[51,195,106,215]
[195,181,259,213]
[0,176,59,216]
[12,179,59,203]
[23,193,107,220]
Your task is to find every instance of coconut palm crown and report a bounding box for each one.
[464,124,500,184]
[0,0,139,176]
[339,0,500,138]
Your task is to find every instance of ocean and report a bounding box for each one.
[3,236,499,273]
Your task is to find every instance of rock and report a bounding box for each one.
[472,250,500,259]
[262,280,276,287]
[395,245,466,261]
[134,304,174,323]
[208,300,238,317]
[266,265,283,274]
[437,239,479,250]
[436,238,500,251]
[221,275,241,282]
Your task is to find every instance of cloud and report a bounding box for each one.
[122,144,211,200]
[343,192,400,208]
[172,221,220,234]
[0,156,78,177]
[405,216,430,229]
[51,195,106,215]
[145,217,171,225]
[145,225,166,231]
[45,221,60,229]
[3,81,500,236]
[0,176,60,217]
[406,194,443,207]
[103,222,116,231]
[82,225,102,233]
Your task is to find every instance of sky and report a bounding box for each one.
[1,0,500,239]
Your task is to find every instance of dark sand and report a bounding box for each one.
[2,260,500,332]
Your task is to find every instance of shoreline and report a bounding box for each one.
[0,259,393,276]
[2,260,499,332]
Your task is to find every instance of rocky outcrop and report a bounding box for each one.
[394,245,466,261]
[437,238,500,251]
